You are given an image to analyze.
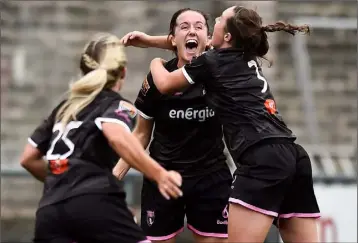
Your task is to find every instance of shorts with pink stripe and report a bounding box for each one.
[229,197,321,219]
[141,167,231,240]
[229,142,320,222]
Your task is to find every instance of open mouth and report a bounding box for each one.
[185,39,198,53]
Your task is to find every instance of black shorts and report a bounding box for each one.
[229,140,320,223]
[141,166,232,240]
[34,194,150,243]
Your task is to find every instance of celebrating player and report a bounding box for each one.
[19,33,182,243]
[116,8,231,243]
[147,6,320,243]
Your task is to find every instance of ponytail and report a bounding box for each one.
[262,21,310,35]
[55,33,127,126]
[56,68,108,125]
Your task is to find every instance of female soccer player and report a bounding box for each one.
[19,33,182,243]
[116,8,231,243]
[146,6,321,243]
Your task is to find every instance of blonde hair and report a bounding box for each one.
[56,33,127,125]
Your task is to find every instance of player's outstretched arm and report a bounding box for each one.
[103,122,182,200]
[120,31,173,50]
[20,144,48,182]
[150,58,191,94]
[113,116,154,180]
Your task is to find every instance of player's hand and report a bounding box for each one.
[156,170,183,200]
[120,31,151,48]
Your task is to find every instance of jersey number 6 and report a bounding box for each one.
[46,121,83,160]
[248,60,268,93]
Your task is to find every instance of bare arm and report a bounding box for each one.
[20,144,48,182]
[150,58,191,94]
[147,35,174,50]
[102,122,162,182]
[113,116,154,179]
[102,122,182,199]
[121,31,174,51]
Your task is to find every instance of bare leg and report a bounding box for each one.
[228,203,274,243]
[279,217,319,243]
[193,232,228,243]
[192,232,227,243]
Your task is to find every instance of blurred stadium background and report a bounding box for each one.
[1,1,357,242]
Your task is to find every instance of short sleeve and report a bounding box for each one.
[28,102,63,154]
[181,52,211,84]
[94,100,138,132]
[134,72,161,120]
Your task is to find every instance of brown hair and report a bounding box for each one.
[225,6,310,64]
[56,33,127,125]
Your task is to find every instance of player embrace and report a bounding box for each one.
[123,5,320,243]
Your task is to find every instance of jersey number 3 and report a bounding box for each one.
[46,121,83,160]
[248,60,268,93]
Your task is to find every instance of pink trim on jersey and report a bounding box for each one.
[138,240,152,243]
[229,197,278,217]
[187,224,228,238]
[146,227,184,241]
[279,212,321,218]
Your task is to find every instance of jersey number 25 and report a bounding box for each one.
[46,121,83,160]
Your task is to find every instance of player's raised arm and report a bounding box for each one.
[149,58,190,95]
[150,52,210,94]
[121,31,174,50]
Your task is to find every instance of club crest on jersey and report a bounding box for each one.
[116,101,137,118]
[141,79,150,96]
[146,210,155,226]
[264,99,277,114]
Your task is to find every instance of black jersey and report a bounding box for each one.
[28,89,138,208]
[181,48,296,163]
[135,58,226,177]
